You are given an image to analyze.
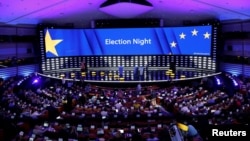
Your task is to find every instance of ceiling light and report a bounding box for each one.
[99,0,154,18]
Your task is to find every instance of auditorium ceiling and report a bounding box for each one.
[0,0,249,27]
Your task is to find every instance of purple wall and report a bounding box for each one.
[0,25,37,79]
[220,21,250,76]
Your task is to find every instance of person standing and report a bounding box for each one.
[80,61,86,72]
[134,66,139,81]
[139,66,144,81]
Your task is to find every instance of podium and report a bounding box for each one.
[139,66,144,80]
[118,66,124,77]
[133,66,139,80]
[170,62,176,72]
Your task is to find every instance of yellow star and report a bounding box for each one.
[45,29,62,56]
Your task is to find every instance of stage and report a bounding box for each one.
[38,67,221,85]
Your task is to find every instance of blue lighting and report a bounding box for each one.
[32,78,40,84]
[232,79,238,86]
[227,75,238,87]
[215,77,221,85]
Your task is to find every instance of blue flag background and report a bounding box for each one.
[44,26,212,58]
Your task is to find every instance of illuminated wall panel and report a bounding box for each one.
[0,64,39,79]
[39,24,218,77]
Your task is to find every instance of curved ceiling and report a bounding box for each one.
[0,0,250,27]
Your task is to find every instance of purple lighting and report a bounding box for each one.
[99,1,154,18]
[215,78,221,85]
[228,75,238,87]
[32,78,39,84]
[232,79,238,86]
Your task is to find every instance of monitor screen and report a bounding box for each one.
[97,129,104,134]
[104,125,108,129]
[43,122,49,127]
[131,125,135,130]
[90,125,95,129]
[43,25,212,58]
[157,124,162,128]
[77,127,83,132]
[119,129,124,134]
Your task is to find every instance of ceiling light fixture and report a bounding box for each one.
[99,0,154,18]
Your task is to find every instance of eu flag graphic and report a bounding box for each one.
[45,29,62,57]
[164,26,211,55]
[45,29,97,57]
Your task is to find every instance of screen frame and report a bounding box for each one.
[41,25,214,58]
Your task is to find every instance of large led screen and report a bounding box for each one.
[44,26,212,58]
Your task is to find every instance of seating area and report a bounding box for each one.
[0,57,38,68]
[0,72,250,141]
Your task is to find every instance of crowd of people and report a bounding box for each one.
[0,72,249,141]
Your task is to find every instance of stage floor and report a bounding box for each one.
[39,67,221,84]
